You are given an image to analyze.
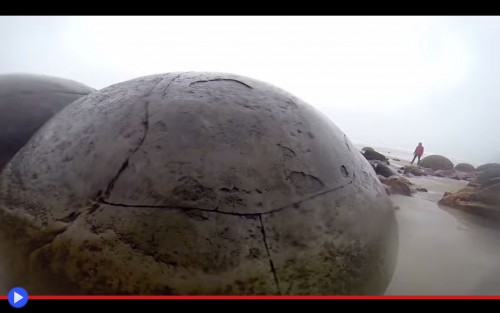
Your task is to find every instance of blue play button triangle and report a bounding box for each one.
[8,287,28,308]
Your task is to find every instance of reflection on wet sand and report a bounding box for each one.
[386,190,500,295]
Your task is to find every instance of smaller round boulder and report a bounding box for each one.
[0,74,95,170]
[419,155,454,171]
[476,163,500,173]
[454,163,475,172]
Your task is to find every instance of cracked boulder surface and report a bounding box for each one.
[0,73,95,170]
[0,72,398,295]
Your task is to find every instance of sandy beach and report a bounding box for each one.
[351,142,500,295]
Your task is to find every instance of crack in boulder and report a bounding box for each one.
[258,214,281,294]
[189,78,252,89]
[96,177,354,217]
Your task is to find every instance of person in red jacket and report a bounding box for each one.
[411,142,424,165]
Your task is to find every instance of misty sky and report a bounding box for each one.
[1,16,499,165]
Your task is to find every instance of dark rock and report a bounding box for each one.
[362,147,374,152]
[0,74,95,170]
[0,72,398,295]
[363,149,387,162]
[419,155,454,171]
[375,163,397,178]
[416,187,428,192]
[392,158,400,161]
[454,163,475,172]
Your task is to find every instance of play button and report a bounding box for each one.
[8,287,28,308]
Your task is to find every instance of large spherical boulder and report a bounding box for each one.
[476,163,500,173]
[0,72,398,295]
[454,163,475,172]
[419,155,454,170]
[0,74,95,170]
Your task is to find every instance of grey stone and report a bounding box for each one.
[363,149,387,162]
[419,155,454,171]
[476,163,500,173]
[0,74,94,170]
[0,72,398,295]
[375,163,397,178]
[454,163,475,173]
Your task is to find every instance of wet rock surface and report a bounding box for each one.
[0,74,95,170]
[378,176,412,196]
[404,165,424,176]
[419,155,454,171]
[376,163,397,178]
[363,149,388,162]
[439,166,500,218]
[0,72,398,295]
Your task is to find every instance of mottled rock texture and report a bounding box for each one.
[0,72,398,295]
[419,155,454,171]
[454,163,475,173]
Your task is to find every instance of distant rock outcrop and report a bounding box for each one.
[419,155,454,171]
[455,163,475,172]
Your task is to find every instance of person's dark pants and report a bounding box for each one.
[411,154,421,165]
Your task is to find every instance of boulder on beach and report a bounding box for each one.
[0,72,398,295]
[403,165,424,176]
[375,163,397,178]
[419,155,454,171]
[476,163,500,173]
[473,166,500,185]
[378,176,412,196]
[362,147,374,152]
[454,163,475,173]
[439,165,500,218]
[0,74,95,170]
[363,149,387,162]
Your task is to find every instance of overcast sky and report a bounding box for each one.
[1,16,499,165]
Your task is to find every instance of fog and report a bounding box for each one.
[1,16,498,165]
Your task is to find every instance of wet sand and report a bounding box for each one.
[386,180,500,295]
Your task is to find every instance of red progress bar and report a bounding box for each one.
[1,295,500,300]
